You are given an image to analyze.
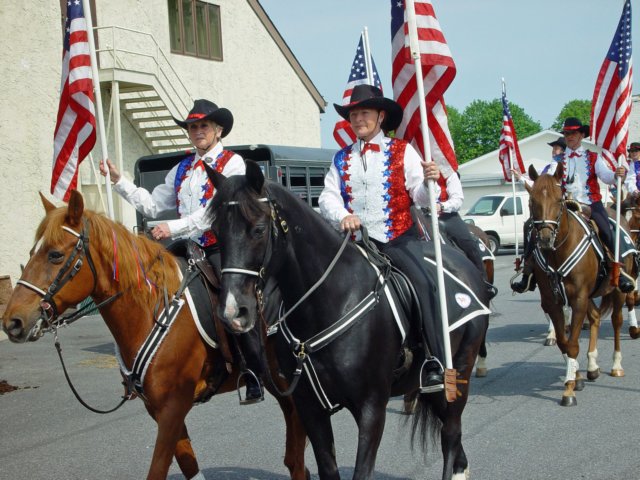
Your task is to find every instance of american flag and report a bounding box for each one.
[498,91,525,182]
[591,0,633,162]
[51,0,96,201]
[333,34,383,148]
[390,0,458,178]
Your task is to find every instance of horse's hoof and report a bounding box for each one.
[629,327,640,339]
[560,395,577,407]
[475,367,487,378]
[610,368,625,378]
[544,338,556,346]
[574,378,585,391]
[587,369,600,381]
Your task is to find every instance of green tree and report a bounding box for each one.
[450,99,542,164]
[550,99,592,131]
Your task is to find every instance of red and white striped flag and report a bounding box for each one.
[498,90,525,182]
[51,0,96,201]
[390,0,458,178]
[590,0,633,161]
[333,34,384,148]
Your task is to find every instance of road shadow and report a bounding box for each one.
[175,467,411,480]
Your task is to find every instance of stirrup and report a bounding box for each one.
[419,357,444,394]
[510,271,533,294]
[237,369,264,405]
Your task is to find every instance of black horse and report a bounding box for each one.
[206,161,489,480]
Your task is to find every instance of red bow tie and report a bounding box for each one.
[568,151,581,158]
[361,143,380,155]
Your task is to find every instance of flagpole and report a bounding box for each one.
[614,153,623,274]
[502,79,519,258]
[406,0,452,372]
[82,0,114,220]
[362,27,374,84]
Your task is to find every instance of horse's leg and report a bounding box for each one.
[560,298,589,407]
[174,423,201,479]
[586,300,601,381]
[610,292,625,377]
[145,393,194,480]
[628,291,640,339]
[265,357,310,480]
[475,338,488,377]
[352,396,389,480]
[295,400,340,480]
[544,312,557,346]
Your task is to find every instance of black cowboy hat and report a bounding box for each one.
[628,142,640,152]
[334,84,404,132]
[173,99,234,137]
[547,136,567,150]
[561,117,590,137]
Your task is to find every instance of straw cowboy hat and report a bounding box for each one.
[173,99,234,137]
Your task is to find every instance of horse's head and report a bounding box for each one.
[3,191,98,342]
[526,162,565,251]
[206,160,279,334]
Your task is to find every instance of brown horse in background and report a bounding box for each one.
[2,191,308,480]
[620,193,640,339]
[526,164,634,406]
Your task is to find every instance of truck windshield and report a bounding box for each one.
[466,196,503,216]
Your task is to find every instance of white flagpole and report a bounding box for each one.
[406,0,452,372]
[615,153,623,268]
[82,0,114,220]
[362,27,374,85]
[502,79,519,258]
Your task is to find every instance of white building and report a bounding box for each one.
[0,0,326,284]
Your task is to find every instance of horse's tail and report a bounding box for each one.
[409,395,442,455]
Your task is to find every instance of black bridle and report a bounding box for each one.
[532,199,567,251]
[16,218,100,338]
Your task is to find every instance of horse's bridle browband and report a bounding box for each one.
[532,199,567,250]
[16,219,100,335]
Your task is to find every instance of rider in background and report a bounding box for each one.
[434,171,498,299]
[100,99,264,404]
[539,117,634,293]
[511,136,566,293]
[318,84,446,393]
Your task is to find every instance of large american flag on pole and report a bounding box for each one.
[498,90,525,182]
[333,35,383,148]
[390,0,458,178]
[51,0,96,201]
[590,0,633,161]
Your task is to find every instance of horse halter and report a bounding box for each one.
[16,218,98,337]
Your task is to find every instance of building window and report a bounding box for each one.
[168,0,222,60]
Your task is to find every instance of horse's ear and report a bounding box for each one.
[245,159,265,194]
[554,161,564,182]
[204,163,227,190]
[528,164,538,182]
[66,190,84,227]
[39,191,57,213]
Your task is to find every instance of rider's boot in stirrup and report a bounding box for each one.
[618,267,636,294]
[419,357,444,394]
[511,263,536,293]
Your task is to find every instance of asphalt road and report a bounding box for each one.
[2,252,640,480]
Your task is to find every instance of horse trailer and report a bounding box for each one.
[133,144,336,233]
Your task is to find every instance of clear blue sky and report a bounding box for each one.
[260,0,639,149]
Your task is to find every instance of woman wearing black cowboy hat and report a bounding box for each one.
[319,84,450,393]
[101,99,265,404]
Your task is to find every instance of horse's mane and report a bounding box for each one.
[36,207,180,308]
[209,176,340,240]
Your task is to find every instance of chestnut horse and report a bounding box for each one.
[526,164,634,406]
[2,191,308,480]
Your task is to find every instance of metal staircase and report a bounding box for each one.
[94,26,193,154]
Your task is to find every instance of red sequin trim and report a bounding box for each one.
[387,140,413,240]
